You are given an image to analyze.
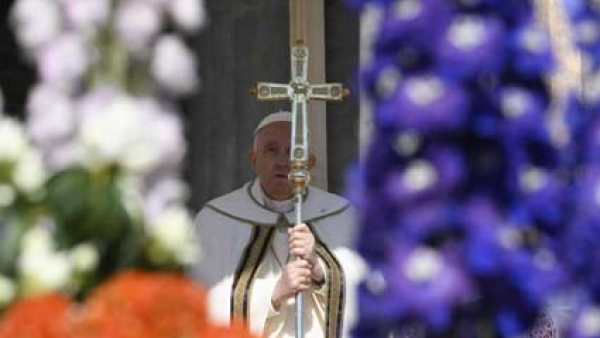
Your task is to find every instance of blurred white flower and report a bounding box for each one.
[20,223,54,255]
[19,252,72,296]
[151,35,198,95]
[45,141,88,171]
[78,85,187,176]
[38,33,90,91]
[0,118,28,163]
[115,0,162,54]
[79,94,138,167]
[118,173,145,219]
[149,206,200,264]
[69,243,99,272]
[80,93,184,174]
[18,225,73,295]
[0,184,16,208]
[144,0,170,8]
[168,0,207,32]
[120,99,183,172]
[12,149,46,195]
[60,0,110,35]
[145,102,186,167]
[10,0,62,51]
[27,84,76,147]
[0,275,16,308]
[145,175,188,220]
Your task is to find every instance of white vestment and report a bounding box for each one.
[192,180,366,338]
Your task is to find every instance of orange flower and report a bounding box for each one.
[0,293,72,338]
[200,323,261,338]
[0,271,257,338]
[69,270,208,338]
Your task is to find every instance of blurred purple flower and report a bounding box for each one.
[168,0,207,32]
[384,146,465,205]
[44,142,87,171]
[77,85,121,121]
[363,59,402,102]
[379,75,468,132]
[460,197,506,275]
[151,35,198,95]
[567,305,600,338]
[10,0,62,52]
[144,175,188,221]
[509,22,554,77]
[37,33,90,91]
[138,98,186,169]
[351,0,569,336]
[378,0,452,53]
[60,0,110,34]
[115,0,162,54]
[517,166,566,231]
[434,15,505,79]
[581,119,600,164]
[395,201,455,242]
[388,245,474,330]
[26,84,76,147]
[496,86,548,139]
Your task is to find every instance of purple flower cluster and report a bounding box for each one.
[350,0,568,337]
[556,2,600,337]
[562,0,600,71]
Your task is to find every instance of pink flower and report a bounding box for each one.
[38,33,90,91]
[144,175,189,221]
[10,0,63,52]
[168,0,207,32]
[26,84,76,147]
[60,0,110,35]
[151,35,198,95]
[115,0,162,54]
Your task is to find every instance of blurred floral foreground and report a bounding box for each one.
[0,0,255,337]
[351,0,600,337]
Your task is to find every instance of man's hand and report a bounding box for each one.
[288,223,324,283]
[271,259,312,309]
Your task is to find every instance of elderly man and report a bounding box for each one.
[193,112,364,338]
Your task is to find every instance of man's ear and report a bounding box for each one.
[249,148,257,173]
[308,154,317,169]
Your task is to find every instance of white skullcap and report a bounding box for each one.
[253,111,292,135]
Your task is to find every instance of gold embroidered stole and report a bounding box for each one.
[231,225,275,323]
[309,223,346,338]
[229,217,346,338]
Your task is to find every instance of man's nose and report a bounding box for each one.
[274,153,289,165]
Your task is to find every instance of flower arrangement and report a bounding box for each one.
[0,293,71,338]
[0,0,205,312]
[349,0,578,337]
[0,271,258,338]
[551,1,600,337]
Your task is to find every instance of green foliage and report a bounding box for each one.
[45,167,144,287]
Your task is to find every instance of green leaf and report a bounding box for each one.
[0,217,26,276]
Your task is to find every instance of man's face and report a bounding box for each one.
[249,122,293,200]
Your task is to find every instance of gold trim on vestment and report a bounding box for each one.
[231,226,275,325]
[212,196,348,337]
[310,224,345,338]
